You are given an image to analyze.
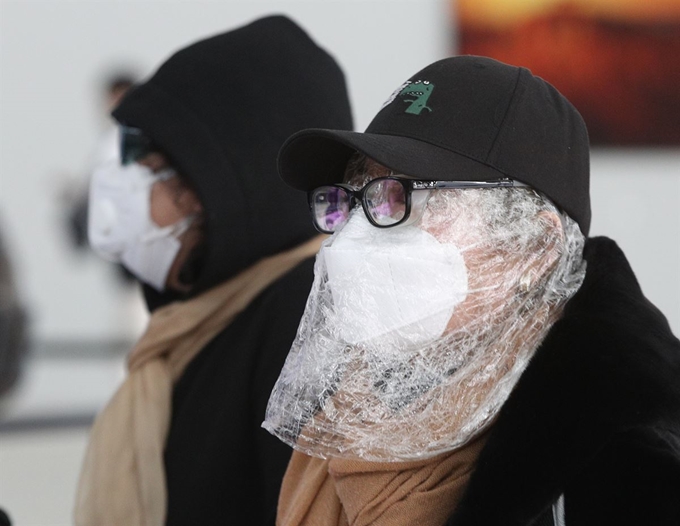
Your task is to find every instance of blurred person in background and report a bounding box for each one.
[0,218,29,402]
[74,15,352,526]
[0,218,28,526]
[263,56,680,525]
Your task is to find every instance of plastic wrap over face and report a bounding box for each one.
[263,186,586,461]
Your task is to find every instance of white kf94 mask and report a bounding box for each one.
[323,212,469,349]
[88,160,193,291]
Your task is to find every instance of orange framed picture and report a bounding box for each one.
[453,0,680,146]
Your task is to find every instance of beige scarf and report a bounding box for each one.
[277,429,489,526]
[74,235,325,526]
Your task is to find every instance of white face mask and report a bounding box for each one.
[323,212,468,349]
[88,160,193,291]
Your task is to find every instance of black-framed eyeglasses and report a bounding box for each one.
[308,176,530,234]
[120,125,155,165]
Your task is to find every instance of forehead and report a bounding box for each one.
[343,155,395,186]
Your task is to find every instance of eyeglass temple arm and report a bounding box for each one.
[410,178,530,190]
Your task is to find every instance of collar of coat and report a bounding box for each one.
[450,236,680,524]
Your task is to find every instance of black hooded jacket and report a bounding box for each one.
[448,237,680,525]
[112,16,353,525]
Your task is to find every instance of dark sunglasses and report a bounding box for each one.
[308,176,529,234]
[119,125,155,165]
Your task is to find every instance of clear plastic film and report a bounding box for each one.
[263,186,586,461]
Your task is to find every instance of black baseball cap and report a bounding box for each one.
[278,55,591,236]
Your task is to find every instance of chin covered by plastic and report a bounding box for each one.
[263,187,586,461]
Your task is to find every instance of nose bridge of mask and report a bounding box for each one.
[324,212,469,347]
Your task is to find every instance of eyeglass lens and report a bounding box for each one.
[311,186,353,233]
[312,178,409,233]
[363,178,407,226]
[120,126,153,165]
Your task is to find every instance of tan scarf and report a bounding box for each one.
[277,429,489,526]
[74,235,325,526]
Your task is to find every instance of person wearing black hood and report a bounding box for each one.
[74,15,352,526]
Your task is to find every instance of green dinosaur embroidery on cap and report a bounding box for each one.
[399,80,434,115]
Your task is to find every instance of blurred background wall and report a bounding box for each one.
[0,1,677,524]
[0,0,451,344]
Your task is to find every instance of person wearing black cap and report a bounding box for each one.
[263,56,680,525]
[74,15,352,526]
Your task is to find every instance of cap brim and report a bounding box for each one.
[278,128,511,191]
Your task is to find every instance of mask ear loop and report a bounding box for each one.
[155,168,177,181]
[140,213,196,243]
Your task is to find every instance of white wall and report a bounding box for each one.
[590,149,680,332]
[0,0,678,343]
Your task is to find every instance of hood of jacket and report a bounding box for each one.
[112,15,353,308]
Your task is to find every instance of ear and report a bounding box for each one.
[536,209,564,273]
[537,210,563,243]
[189,199,204,215]
[518,211,564,292]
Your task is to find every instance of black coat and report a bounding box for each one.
[164,258,315,525]
[448,237,680,525]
